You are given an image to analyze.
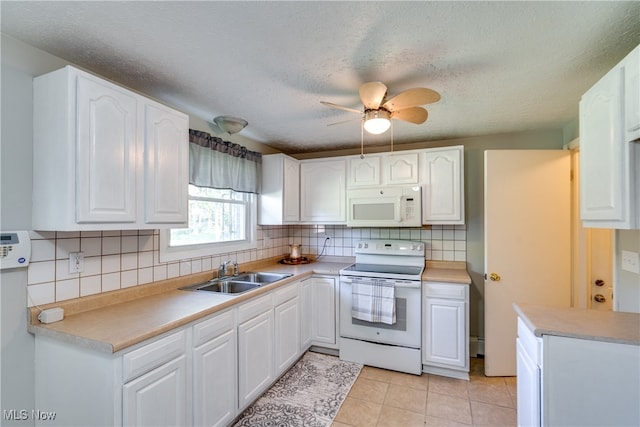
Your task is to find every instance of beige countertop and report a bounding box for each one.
[28,258,352,354]
[514,303,640,346]
[422,261,471,284]
[28,257,469,354]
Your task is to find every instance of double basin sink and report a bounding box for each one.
[180,272,293,295]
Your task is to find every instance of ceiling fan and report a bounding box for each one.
[321,81,440,134]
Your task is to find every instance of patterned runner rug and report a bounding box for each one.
[233,351,362,426]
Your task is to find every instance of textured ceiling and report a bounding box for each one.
[2,1,639,153]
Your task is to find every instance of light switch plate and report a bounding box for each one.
[621,250,640,274]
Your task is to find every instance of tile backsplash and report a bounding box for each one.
[26,224,465,307]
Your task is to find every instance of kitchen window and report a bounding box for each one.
[159,185,257,262]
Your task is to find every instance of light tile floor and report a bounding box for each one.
[333,358,517,427]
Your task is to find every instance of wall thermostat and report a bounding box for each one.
[0,231,31,270]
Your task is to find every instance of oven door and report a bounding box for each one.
[339,276,421,348]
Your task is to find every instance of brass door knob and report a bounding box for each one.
[489,272,501,282]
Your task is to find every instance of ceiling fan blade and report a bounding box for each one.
[327,117,361,127]
[383,88,440,111]
[320,101,362,114]
[391,107,429,124]
[359,81,387,110]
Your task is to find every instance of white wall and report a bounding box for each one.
[616,229,640,313]
[0,35,68,426]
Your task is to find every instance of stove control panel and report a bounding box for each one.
[355,240,424,255]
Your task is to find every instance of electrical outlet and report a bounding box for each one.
[69,252,84,273]
[621,250,640,274]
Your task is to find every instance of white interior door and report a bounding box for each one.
[484,150,571,376]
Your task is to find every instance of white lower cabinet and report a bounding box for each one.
[192,310,236,427]
[33,276,339,426]
[123,355,188,427]
[237,294,274,411]
[299,278,313,350]
[310,276,339,348]
[517,316,640,427]
[516,319,542,427]
[274,284,301,376]
[422,281,469,379]
[34,329,189,427]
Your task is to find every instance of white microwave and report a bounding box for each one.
[346,186,422,227]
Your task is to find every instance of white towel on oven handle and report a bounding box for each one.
[351,278,396,325]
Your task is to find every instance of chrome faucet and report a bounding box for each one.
[218,260,230,279]
[232,261,239,276]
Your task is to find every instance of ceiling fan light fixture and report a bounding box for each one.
[363,109,391,134]
[213,115,248,134]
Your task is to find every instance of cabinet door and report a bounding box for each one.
[143,102,189,225]
[422,147,464,224]
[299,279,313,351]
[76,73,138,223]
[193,330,237,427]
[516,338,541,427]
[311,277,337,346]
[580,67,628,225]
[237,311,274,410]
[623,46,640,139]
[383,153,419,184]
[122,355,188,427]
[423,298,466,368]
[283,155,300,222]
[348,156,381,187]
[274,296,300,376]
[300,159,346,223]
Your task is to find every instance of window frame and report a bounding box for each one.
[159,188,257,263]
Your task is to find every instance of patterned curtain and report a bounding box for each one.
[188,129,262,193]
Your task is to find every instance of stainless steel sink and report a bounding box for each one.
[233,272,292,284]
[179,271,292,295]
[195,281,261,294]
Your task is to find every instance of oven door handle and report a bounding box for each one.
[340,276,421,289]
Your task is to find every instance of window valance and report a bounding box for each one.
[188,129,262,194]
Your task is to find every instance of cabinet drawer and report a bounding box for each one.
[238,293,273,324]
[273,282,298,306]
[122,330,186,382]
[424,282,468,300]
[193,309,235,347]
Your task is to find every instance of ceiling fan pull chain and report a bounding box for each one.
[360,119,365,159]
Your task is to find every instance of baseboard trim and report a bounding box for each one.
[470,336,485,356]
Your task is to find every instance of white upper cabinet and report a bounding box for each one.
[74,72,138,224]
[383,152,419,185]
[143,102,189,225]
[347,155,381,187]
[347,152,419,187]
[33,65,188,231]
[259,154,300,224]
[422,146,465,224]
[300,158,346,223]
[580,45,639,229]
